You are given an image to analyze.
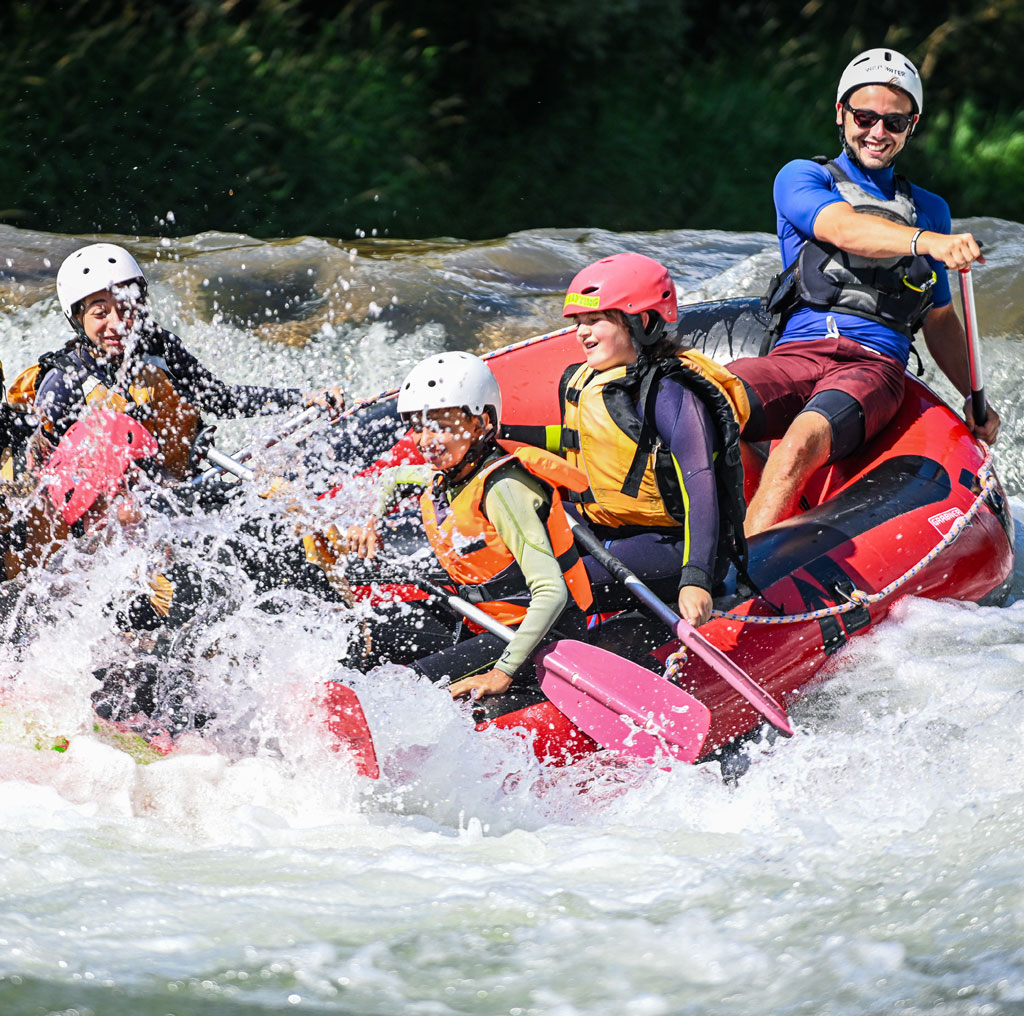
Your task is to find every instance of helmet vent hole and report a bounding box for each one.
[427,380,436,387]
[83,268,90,274]
[581,286,598,294]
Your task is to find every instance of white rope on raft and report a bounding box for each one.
[664,449,998,678]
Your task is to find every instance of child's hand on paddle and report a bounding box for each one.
[449,668,513,700]
[678,585,713,627]
[345,521,380,559]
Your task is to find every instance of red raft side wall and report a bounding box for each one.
[485,329,582,430]
[432,327,1012,766]
[673,373,1013,757]
[484,368,1012,765]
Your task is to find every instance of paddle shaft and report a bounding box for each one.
[417,579,516,641]
[196,405,323,486]
[231,404,323,465]
[569,517,793,737]
[204,446,255,481]
[958,267,988,427]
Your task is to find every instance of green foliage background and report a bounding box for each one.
[1,0,1021,240]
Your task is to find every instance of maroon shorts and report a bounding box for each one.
[729,336,906,461]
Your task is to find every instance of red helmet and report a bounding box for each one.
[563,253,678,324]
[45,410,158,526]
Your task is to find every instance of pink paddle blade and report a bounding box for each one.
[535,640,711,765]
[322,682,379,779]
[45,410,158,525]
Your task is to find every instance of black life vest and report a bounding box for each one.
[9,345,202,480]
[763,158,938,342]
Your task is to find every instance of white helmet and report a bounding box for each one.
[56,243,147,321]
[397,351,502,426]
[837,48,923,115]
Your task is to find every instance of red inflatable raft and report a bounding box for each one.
[341,297,1014,768]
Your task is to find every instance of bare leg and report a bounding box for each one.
[744,411,832,536]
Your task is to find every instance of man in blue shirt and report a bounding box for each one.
[729,48,1000,534]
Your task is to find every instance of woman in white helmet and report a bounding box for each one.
[728,47,998,536]
[344,351,594,701]
[23,242,343,481]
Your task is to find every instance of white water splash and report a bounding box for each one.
[1,223,1023,1015]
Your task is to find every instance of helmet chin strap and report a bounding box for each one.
[626,312,666,350]
[439,435,497,488]
[839,123,867,171]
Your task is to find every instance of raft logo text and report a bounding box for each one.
[927,506,964,536]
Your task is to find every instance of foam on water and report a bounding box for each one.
[1,222,1024,1014]
[2,508,1024,1014]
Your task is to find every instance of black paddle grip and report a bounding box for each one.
[570,519,635,586]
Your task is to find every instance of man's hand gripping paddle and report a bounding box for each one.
[958,265,988,428]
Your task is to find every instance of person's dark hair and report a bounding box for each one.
[644,330,685,362]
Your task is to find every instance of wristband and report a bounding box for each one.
[910,228,924,257]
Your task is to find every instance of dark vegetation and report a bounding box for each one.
[1,0,1021,240]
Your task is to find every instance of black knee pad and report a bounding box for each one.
[801,390,865,463]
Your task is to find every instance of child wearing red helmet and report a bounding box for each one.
[559,252,749,626]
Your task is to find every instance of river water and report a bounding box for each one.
[1,218,1024,1016]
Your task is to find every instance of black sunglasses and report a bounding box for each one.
[843,103,914,134]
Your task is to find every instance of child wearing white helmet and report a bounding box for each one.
[345,351,594,701]
[20,242,344,481]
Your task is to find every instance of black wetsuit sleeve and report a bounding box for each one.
[0,404,27,449]
[157,331,304,418]
[652,376,719,591]
[35,366,87,438]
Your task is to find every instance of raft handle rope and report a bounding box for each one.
[664,450,998,678]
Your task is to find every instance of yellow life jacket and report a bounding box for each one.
[420,446,593,627]
[8,352,201,480]
[560,349,749,530]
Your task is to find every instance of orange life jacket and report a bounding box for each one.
[420,446,593,626]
